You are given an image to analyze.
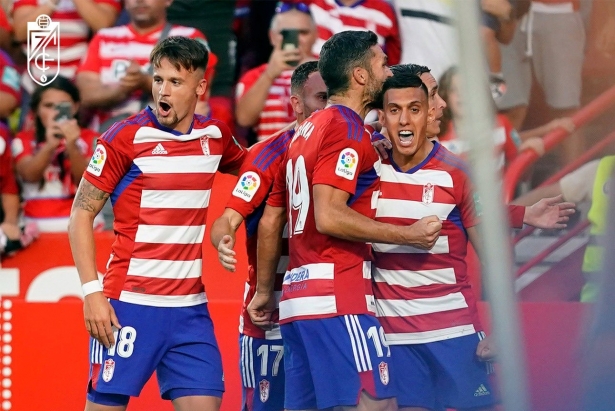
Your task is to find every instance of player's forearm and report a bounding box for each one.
[68,208,100,285]
[210,216,236,249]
[1,194,20,225]
[72,0,117,32]
[256,206,285,294]
[65,144,88,184]
[16,146,55,182]
[235,74,274,127]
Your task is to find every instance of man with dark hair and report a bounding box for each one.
[248,30,442,410]
[209,60,327,411]
[68,36,245,411]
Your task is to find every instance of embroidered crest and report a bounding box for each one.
[422,183,434,205]
[102,358,115,382]
[379,362,389,385]
[259,379,270,403]
[200,136,210,156]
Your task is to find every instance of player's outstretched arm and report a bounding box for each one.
[313,184,442,249]
[210,208,245,272]
[523,195,576,229]
[248,204,285,330]
[68,179,121,349]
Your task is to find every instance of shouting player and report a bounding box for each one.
[68,37,245,411]
[210,60,327,411]
[248,30,441,410]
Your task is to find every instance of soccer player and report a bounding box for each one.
[248,30,442,410]
[209,60,327,411]
[68,37,245,411]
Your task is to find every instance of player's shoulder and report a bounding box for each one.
[321,106,369,142]
[431,142,471,179]
[247,128,294,167]
[99,111,150,144]
[192,116,233,137]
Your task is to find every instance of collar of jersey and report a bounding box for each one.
[388,140,439,174]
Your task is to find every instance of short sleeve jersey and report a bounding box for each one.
[0,124,17,196]
[83,107,245,307]
[267,105,381,323]
[226,128,294,339]
[372,142,483,344]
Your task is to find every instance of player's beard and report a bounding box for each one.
[364,72,384,106]
[156,108,179,128]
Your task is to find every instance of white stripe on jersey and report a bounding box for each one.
[376,292,469,317]
[372,236,450,255]
[118,291,207,307]
[279,296,337,320]
[141,189,211,209]
[376,198,456,221]
[134,224,205,244]
[133,155,223,174]
[127,258,203,279]
[134,125,223,143]
[380,165,454,187]
[282,263,335,284]
[385,325,476,345]
[373,267,457,287]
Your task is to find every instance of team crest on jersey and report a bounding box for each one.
[102,359,115,382]
[335,148,359,180]
[232,171,261,202]
[200,136,210,156]
[378,362,389,385]
[259,379,270,402]
[422,183,434,205]
[87,144,106,177]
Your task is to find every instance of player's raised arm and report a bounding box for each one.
[68,179,120,349]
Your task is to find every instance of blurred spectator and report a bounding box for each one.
[496,0,585,164]
[75,0,217,132]
[11,76,103,232]
[235,2,316,142]
[0,6,12,51]
[0,47,20,123]
[309,0,400,65]
[11,0,122,95]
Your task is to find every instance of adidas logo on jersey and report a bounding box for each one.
[152,143,168,155]
[474,384,490,397]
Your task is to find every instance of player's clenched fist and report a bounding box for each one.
[405,215,442,250]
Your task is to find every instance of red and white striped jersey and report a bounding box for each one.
[236,65,294,142]
[309,0,401,65]
[77,23,217,131]
[13,0,122,93]
[0,125,18,196]
[267,105,381,323]
[439,114,520,174]
[226,128,295,339]
[83,107,245,307]
[11,128,99,231]
[372,142,483,344]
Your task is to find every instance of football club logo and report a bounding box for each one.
[422,183,434,205]
[27,15,60,87]
[259,379,270,403]
[335,148,359,180]
[200,136,210,156]
[87,145,107,177]
[102,359,115,382]
[378,362,389,385]
[232,172,261,202]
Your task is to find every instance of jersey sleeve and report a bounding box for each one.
[12,0,37,10]
[217,121,246,174]
[83,124,135,193]
[455,170,480,228]
[266,157,287,208]
[11,132,33,162]
[312,118,373,195]
[226,141,280,218]
[235,65,266,100]
[0,136,18,195]
[94,0,122,11]
[77,34,103,74]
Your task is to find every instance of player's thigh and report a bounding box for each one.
[87,300,166,400]
[172,395,221,411]
[389,344,435,410]
[532,12,585,110]
[431,332,497,410]
[239,334,285,411]
[157,303,224,401]
[291,315,396,409]
[85,401,127,411]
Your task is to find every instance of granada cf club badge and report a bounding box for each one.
[259,379,270,402]
[379,361,389,385]
[422,183,434,205]
[200,136,210,156]
[102,359,115,382]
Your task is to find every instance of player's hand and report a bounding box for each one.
[84,292,122,349]
[120,61,147,93]
[371,134,392,159]
[247,290,276,331]
[217,234,237,272]
[56,119,81,145]
[524,195,576,229]
[546,117,576,134]
[476,335,497,361]
[519,137,545,156]
[405,215,442,250]
[44,121,63,148]
[266,47,300,79]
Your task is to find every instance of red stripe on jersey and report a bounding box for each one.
[138,207,208,227]
[374,249,467,272]
[132,242,203,261]
[123,276,204,296]
[373,282,463,301]
[379,308,475,334]
[23,198,72,218]
[141,172,215,191]
[379,180,455,204]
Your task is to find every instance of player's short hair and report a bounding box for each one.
[396,63,432,77]
[318,30,378,97]
[291,61,319,95]
[374,67,428,109]
[150,36,209,73]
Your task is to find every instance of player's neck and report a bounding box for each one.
[391,140,433,172]
[327,95,370,120]
[130,19,166,35]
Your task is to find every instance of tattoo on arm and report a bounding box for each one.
[73,179,110,213]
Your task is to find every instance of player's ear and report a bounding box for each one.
[426,105,435,124]
[196,78,207,98]
[290,95,303,116]
[353,67,368,86]
[377,109,384,125]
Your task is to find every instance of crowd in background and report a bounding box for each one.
[0,0,614,257]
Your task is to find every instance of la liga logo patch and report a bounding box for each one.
[87,144,107,177]
[335,148,358,180]
[232,171,261,202]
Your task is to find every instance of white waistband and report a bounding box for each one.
[530,2,575,14]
